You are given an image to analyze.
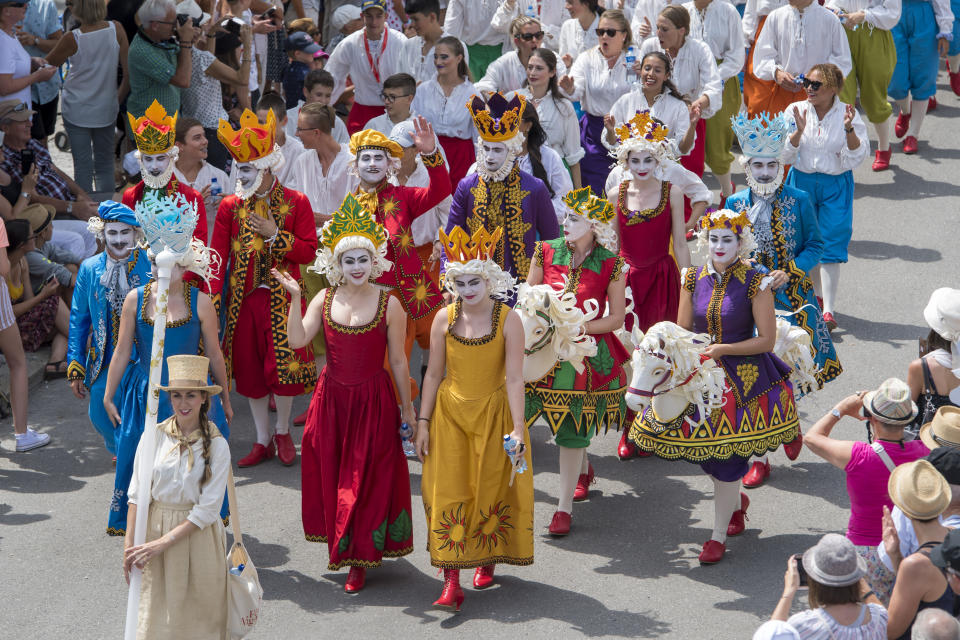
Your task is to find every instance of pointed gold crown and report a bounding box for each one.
[614,109,670,145]
[321,193,389,252]
[468,93,526,143]
[127,100,177,155]
[439,226,503,263]
[700,208,753,235]
[561,187,615,224]
[218,109,277,164]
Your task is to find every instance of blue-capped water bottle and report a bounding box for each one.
[400,422,416,456]
[525,2,537,18]
[625,45,637,84]
[503,434,527,474]
[210,177,222,197]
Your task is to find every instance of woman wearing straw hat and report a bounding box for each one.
[907,288,960,432]
[921,407,960,453]
[124,354,231,639]
[803,378,930,602]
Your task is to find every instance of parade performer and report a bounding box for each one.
[446,92,560,283]
[415,226,532,610]
[102,192,231,537]
[726,111,842,487]
[122,100,208,246]
[67,201,152,456]
[211,108,318,468]
[348,117,450,356]
[628,208,800,564]
[275,194,416,594]
[525,187,629,536]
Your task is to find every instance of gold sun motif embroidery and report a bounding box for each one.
[472,502,513,552]
[380,196,400,219]
[403,276,432,314]
[397,228,414,252]
[434,504,468,556]
[283,355,305,375]
[236,207,248,220]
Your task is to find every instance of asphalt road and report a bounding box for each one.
[2,81,959,639]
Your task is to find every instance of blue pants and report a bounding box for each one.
[889,0,939,100]
[951,0,960,56]
[786,169,855,264]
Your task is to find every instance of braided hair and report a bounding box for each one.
[522,107,555,198]
[198,395,213,485]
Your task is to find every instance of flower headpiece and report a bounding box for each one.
[614,109,670,146]
[349,128,404,159]
[127,100,177,155]
[321,193,389,253]
[218,108,278,164]
[699,208,752,235]
[730,111,795,159]
[561,187,615,224]
[135,191,198,254]
[468,93,526,143]
[439,226,503,263]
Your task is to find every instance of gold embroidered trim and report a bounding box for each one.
[449,300,503,346]
[323,287,388,335]
[430,555,534,569]
[532,240,544,268]
[67,361,85,381]
[327,546,414,570]
[609,255,626,285]
[421,149,444,168]
[682,266,698,293]
[618,180,670,226]
[469,168,531,277]
[141,280,194,328]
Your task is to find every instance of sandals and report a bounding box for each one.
[43,360,68,381]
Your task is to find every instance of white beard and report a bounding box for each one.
[744,161,784,198]
[141,161,175,190]
[235,169,266,200]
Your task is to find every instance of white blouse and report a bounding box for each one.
[287,147,360,231]
[683,0,746,81]
[605,89,691,152]
[558,15,599,64]
[410,79,478,139]
[400,35,472,84]
[563,47,632,116]
[638,36,723,118]
[742,0,787,42]
[444,0,505,47]
[324,27,409,105]
[476,51,568,95]
[752,3,853,80]
[391,158,451,246]
[824,0,901,31]
[490,0,567,51]
[516,88,585,165]
[128,425,231,530]
[780,98,868,175]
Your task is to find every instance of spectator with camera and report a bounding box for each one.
[15,0,62,143]
[0,0,58,107]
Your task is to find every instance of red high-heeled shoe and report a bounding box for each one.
[473,564,495,589]
[573,463,595,501]
[433,569,464,611]
[344,566,366,593]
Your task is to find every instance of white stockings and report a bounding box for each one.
[711,478,741,544]
[557,446,587,514]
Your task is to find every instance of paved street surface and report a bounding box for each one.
[3,82,960,639]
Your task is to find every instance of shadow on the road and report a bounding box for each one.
[0,502,51,526]
[848,240,941,263]
[853,163,958,201]
[829,314,923,347]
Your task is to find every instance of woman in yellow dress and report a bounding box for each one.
[415,226,532,612]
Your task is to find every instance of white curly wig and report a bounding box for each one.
[694,211,758,262]
[476,133,525,182]
[444,259,517,301]
[615,136,679,169]
[308,234,392,286]
[86,217,145,243]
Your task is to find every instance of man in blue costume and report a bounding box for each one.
[67,201,152,456]
[726,111,843,488]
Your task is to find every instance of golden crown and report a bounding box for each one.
[218,109,277,164]
[349,128,404,158]
[127,100,177,155]
[468,93,526,143]
[439,226,503,263]
[700,208,753,235]
[614,109,670,145]
[561,187,615,224]
[321,193,389,252]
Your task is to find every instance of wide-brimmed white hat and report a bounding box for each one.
[925,288,960,342]
[862,377,918,426]
[176,0,211,25]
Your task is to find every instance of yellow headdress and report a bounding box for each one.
[614,109,670,146]
[561,187,615,224]
[127,100,177,155]
[349,129,404,159]
[439,226,503,263]
[468,93,526,143]
[321,193,389,253]
[699,208,752,235]
[218,109,278,164]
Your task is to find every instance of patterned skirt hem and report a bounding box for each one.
[629,420,800,463]
[326,546,414,571]
[106,527,125,537]
[525,387,626,436]
[429,555,534,570]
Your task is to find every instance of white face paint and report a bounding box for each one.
[234,162,264,200]
[357,149,390,185]
[142,153,171,177]
[627,150,658,181]
[104,222,137,259]
[339,248,372,284]
[139,151,176,189]
[562,211,593,243]
[748,159,780,184]
[453,274,488,304]
[481,142,509,173]
[708,229,740,266]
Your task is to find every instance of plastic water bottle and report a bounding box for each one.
[525,2,537,18]
[210,177,222,197]
[229,563,245,575]
[400,422,416,456]
[503,434,527,474]
[625,45,637,84]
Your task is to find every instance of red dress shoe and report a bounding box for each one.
[950,71,960,96]
[783,432,803,461]
[727,492,750,537]
[473,564,495,589]
[344,566,366,593]
[618,430,652,460]
[268,395,277,412]
[822,312,838,332]
[894,112,910,138]
[237,441,276,467]
[274,433,297,466]
[871,149,891,171]
[903,135,918,155]
[573,463,595,501]
[293,408,309,427]
[699,539,726,564]
[433,569,464,611]
[742,460,771,488]
[928,96,937,111]
[548,510,572,536]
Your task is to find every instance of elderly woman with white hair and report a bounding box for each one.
[525,187,628,536]
[274,194,416,595]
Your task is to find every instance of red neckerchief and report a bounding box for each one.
[363,28,388,84]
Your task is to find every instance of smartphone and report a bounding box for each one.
[260,7,276,19]
[793,554,809,588]
[44,273,58,286]
[21,148,35,175]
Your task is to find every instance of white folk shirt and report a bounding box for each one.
[638,36,724,118]
[780,98,868,175]
[325,28,409,106]
[562,47,632,116]
[127,427,231,530]
[752,3,853,80]
[363,113,413,136]
[285,101,349,145]
[683,1,747,82]
[630,0,685,38]
[515,88,585,165]
[391,158,450,246]
[411,79,479,139]
[400,35,471,84]
[444,0,505,47]
[558,15,599,64]
[490,0,566,51]
[174,162,234,207]
[475,50,568,95]
[606,89,692,152]
[287,147,360,233]
[743,0,787,42]
[824,0,901,31]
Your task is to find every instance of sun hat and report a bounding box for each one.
[752,621,801,640]
[930,528,960,571]
[924,288,960,342]
[921,406,960,451]
[927,446,960,484]
[331,4,361,30]
[862,377,919,426]
[15,203,54,235]
[889,459,951,520]
[801,533,866,587]
[0,100,35,123]
[175,0,211,25]
[157,355,222,395]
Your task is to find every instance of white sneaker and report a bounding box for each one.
[15,428,51,452]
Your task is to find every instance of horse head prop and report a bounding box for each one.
[515,282,599,383]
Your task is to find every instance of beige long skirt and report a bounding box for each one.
[138,501,228,640]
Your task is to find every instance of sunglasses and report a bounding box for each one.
[379,92,411,103]
[516,31,544,41]
[595,28,624,37]
[6,2,27,6]
[802,79,823,91]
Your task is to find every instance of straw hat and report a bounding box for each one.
[888,459,951,521]
[924,288,960,342]
[921,406,960,451]
[157,355,222,395]
[16,203,54,235]
[862,378,918,426]
[801,533,866,587]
